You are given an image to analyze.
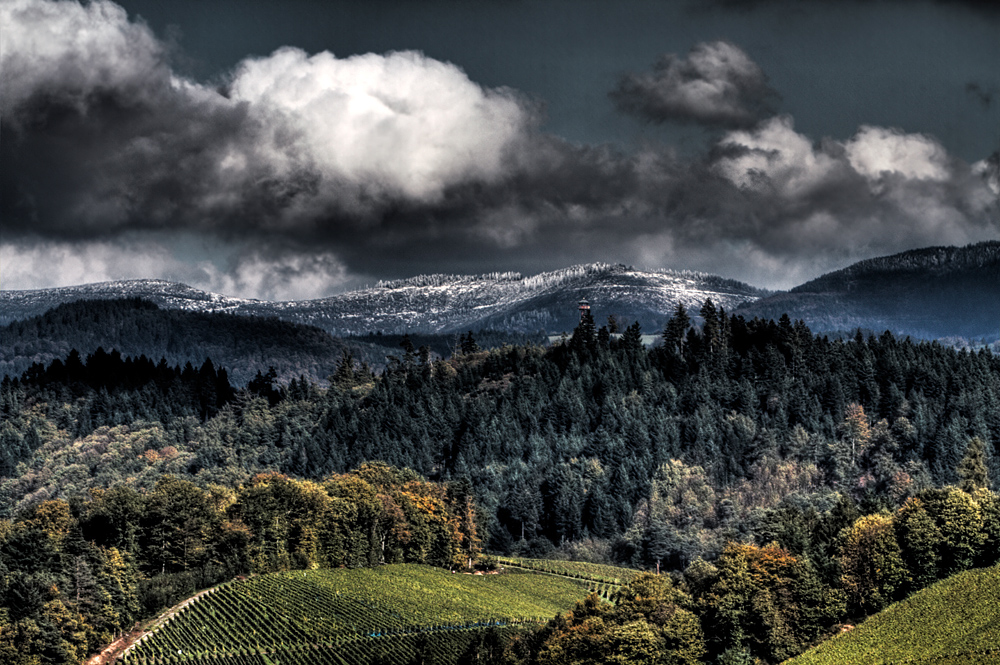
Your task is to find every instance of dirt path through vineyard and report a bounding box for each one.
[86,585,222,665]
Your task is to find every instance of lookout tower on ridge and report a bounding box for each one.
[578,298,591,321]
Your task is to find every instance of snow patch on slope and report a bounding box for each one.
[1,264,769,334]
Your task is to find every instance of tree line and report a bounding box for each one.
[3,300,1000,662]
[498,478,1000,665]
[0,463,479,665]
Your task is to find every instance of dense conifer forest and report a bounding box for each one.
[0,298,546,385]
[2,301,999,663]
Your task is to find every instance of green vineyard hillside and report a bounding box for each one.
[127,631,511,665]
[783,563,1000,665]
[123,564,595,665]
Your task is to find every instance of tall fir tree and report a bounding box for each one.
[957,436,990,492]
[662,303,690,353]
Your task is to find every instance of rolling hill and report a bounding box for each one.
[784,563,1000,665]
[737,241,1000,342]
[0,263,768,336]
[0,298,547,384]
[0,298,355,385]
[123,564,601,665]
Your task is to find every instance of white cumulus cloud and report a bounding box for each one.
[705,118,998,280]
[714,115,845,198]
[844,126,950,183]
[1,0,540,232]
[229,48,532,205]
[0,239,182,290]
[0,239,352,301]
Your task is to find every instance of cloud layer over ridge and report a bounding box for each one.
[1,0,997,296]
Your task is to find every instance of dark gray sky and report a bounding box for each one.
[117,0,1000,160]
[2,0,998,298]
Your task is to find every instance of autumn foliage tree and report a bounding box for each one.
[689,542,841,664]
[839,513,908,615]
[0,464,478,665]
[836,403,871,480]
[894,497,942,590]
[516,574,705,665]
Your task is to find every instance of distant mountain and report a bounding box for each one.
[0,279,259,326]
[0,263,769,336]
[737,241,1000,342]
[0,298,353,385]
[7,246,1000,343]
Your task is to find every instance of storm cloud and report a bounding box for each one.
[610,41,779,128]
[2,0,998,295]
[1,0,540,232]
[701,0,1000,13]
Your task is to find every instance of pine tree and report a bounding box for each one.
[460,331,480,354]
[332,351,358,390]
[663,303,690,353]
[957,436,989,492]
[622,321,643,356]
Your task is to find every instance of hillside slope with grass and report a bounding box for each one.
[123,564,595,665]
[784,564,1000,665]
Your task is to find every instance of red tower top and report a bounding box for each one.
[578,298,590,319]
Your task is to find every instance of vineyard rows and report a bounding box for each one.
[122,565,591,664]
[127,628,526,665]
[493,557,644,588]
[787,563,1000,665]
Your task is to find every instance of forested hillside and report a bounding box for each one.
[737,241,1000,342]
[5,303,1000,551]
[0,298,544,384]
[3,302,1000,663]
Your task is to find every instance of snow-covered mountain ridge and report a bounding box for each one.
[0,279,263,324]
[6,243,1000,342]
[1,263,769,335]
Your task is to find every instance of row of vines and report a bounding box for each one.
[493,557,643,586]
[123,565,591,664]
[128,629,518,665]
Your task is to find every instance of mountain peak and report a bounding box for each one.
[1,263,765,335]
